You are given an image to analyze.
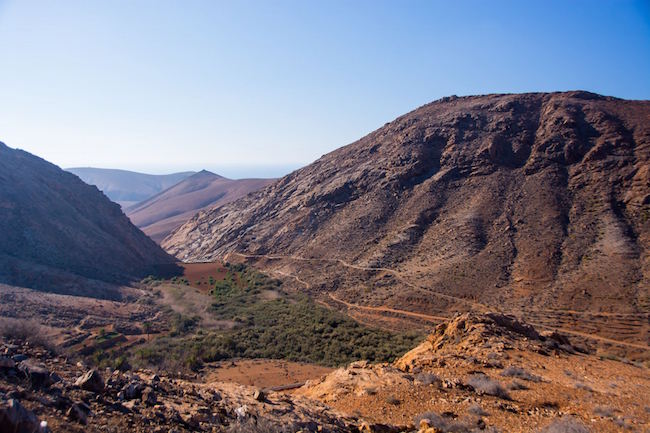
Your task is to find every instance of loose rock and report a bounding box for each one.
[75,369,105,393]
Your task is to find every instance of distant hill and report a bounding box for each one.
[163,91,650,317]
[0,143,179,297]
[66,167,195,208]
[127,170,274,243]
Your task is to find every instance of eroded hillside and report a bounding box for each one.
[0,143,178,297]
[162,91,650,353]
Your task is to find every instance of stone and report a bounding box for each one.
[141,387,157,406]
[66,402,91,425]
[18,360,51,388]
[49,372,62,383]
[75,369,105,393]
[253,389,266,402]
[0,399,41,433]
[122,381,145,400]
[0,356,15,369]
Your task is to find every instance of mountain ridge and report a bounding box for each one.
[67,167,195,208]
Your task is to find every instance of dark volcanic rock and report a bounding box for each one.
[0,398,41,433]
[18,360,51,389]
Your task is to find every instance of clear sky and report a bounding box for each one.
[0,0,648,177]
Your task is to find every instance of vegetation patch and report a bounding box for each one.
[128,263,421,371]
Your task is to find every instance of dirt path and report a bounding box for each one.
[328,293,448,323]
[229,252,486,310]
[528,322,650,351]
[226,252,650,351]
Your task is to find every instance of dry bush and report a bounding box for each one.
[0,317,55,352]
[466,374,511,400]
[414,411,500,433]
[415,372,441,385]
[574,382,593,392]
[538,417,590,433]
[467,403,489,417]
[500,366,541,382]
[507,380,529,391]
[385,395,401,405]
[593,406,616,418]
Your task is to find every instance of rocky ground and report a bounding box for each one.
[0,339,357,432]
[299,313,650,432]
[2,312,648,432]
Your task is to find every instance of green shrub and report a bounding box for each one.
[126,264,422,371]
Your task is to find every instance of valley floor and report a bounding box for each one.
[1,260,649,432]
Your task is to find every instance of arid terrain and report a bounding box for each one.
[1,304,648,432]
[0,143,178,296]
[1,91,649,432]
[126,170,274,242]
[163,92,650,361]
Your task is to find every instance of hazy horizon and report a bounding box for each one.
[1,0,649,172]
[64,162,303,179]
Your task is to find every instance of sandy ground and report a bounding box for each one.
[204,359,333,389]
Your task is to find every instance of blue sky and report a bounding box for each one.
[0,1,648,177]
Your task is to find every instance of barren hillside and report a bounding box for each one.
[163,92,650,319]
[0,143,178,297]
[127,170,274,242]
[67,167,195,208]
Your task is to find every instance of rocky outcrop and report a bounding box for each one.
[299,312,650,432]
[0,142,179,297]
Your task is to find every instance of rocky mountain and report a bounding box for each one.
[127,170,274,243]
[66,167,195,208]
[163,91,650,316]
[0,143,178,296]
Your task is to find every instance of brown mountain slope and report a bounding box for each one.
[126,170,274,243]
[163,91,650,318]
[0,142,178,297]
[67,167,195,208]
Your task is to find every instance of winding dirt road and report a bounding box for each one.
[226,252,650,351]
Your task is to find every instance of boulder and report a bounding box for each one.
[66,402,91,425]
[253,389,266,402]
[18,360,51,388]
[141,387,157,406]
[75,369,105,393]
[0,398,41,433]
[121,381,145,400]
[0,356,15,369]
